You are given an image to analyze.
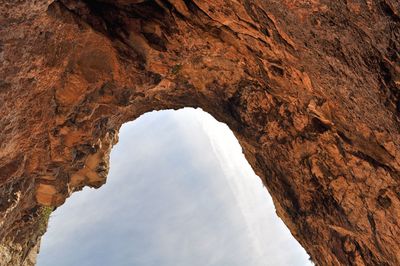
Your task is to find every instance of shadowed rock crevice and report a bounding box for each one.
[0,0,400,265]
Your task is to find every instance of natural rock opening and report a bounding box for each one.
[37,108,311,265]
[0,0,399,265]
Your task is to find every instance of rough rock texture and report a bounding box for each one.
[0,0,400,265]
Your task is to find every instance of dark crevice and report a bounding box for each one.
[351,151,391,171]
[311,117,331,134]
[142,32,168,52]
[337,131,353,145]
[380,1,400,22]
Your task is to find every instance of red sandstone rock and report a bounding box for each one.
[0,0,399,265]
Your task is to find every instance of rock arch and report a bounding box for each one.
[0,0,399,265]
[37,107,311,265]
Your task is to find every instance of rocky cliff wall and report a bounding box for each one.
[0,0,400,265]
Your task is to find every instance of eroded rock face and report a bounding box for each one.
[0,0,399,265]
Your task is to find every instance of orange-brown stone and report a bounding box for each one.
[0,0,399,265]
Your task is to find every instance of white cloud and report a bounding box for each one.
[192,108,311,266]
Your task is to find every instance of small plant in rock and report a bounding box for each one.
[38,206,54,235]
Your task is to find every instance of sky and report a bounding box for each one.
[37,108,311,266]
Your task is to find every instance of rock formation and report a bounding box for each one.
[0,0,399,265]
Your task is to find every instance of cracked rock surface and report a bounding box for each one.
[0,0,400,265]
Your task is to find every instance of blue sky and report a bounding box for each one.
[37,108,311,266]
